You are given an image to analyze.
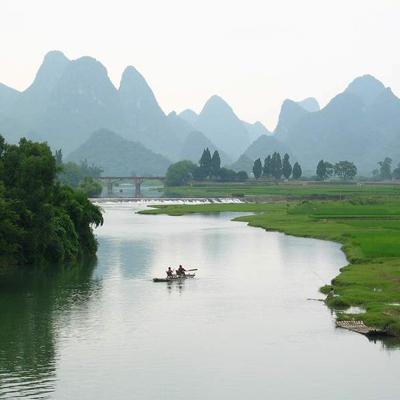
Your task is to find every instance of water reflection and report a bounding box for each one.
[166,280,186,294]
[0,258,100,399]
[1,204,400,400]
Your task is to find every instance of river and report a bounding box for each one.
[0,202,399,399]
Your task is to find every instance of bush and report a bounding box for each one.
[165,160,197,186]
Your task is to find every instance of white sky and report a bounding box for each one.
[1,0,399,129]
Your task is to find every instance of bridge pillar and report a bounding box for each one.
[134,178,144,198]
[107,179,113,197]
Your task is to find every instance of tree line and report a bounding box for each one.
[0,136,103,268]
[165,148,249,186]
[316,160,357,180]
[252,153,302,180]
[372,157,400,180]
[55,150,103,197]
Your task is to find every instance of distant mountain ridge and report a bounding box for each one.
[272,75,400,173]
[67,129,171,176]
[0,50,261,165]
[0,51,192,159]
[179,131,231,165]
[1,52,399,176]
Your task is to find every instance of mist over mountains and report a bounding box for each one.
[0,51,399,176]
[274,75,400,173]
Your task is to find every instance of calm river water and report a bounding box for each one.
[1,202,400,399]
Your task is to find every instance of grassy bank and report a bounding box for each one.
[162,182,400,199]
[141,199,400,336]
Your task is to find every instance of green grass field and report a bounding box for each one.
[141,198,400,336]
[162,181,400,199]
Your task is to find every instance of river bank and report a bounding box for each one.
[140,200,400,337]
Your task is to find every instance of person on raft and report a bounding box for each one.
[166,267,173,277]
[176,265,186,276]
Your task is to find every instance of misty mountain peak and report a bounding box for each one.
[345,74,386,105]
[118,65,166,144]
[179,109,198,125]
[69,56,109,79]
[197,95,250,158]
[119,66,149,92]
[274,99,309,136]
[298,97,320,112]
[27,50,70,94]
[43,50,69,64]
[202,95,233,114]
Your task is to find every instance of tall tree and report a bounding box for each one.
[282,153,292,179]
[271,152,283,180]
[378,157,392,180]
[316,160,326,180]
[325,162,334,178]
[263,155,272,177]
[316,160,334,180]
[252,158,262,179]
[393,163,400,180]
[210,150,221,177]
[199,148,212,178]
[292,162,302,179]
[334,161,357,180]
[55,149,63,166]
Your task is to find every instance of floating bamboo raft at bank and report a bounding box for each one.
[336,320,384,336]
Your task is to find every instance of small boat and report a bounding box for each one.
[153,273,196,283]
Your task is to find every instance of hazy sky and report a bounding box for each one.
[1,0,399,129]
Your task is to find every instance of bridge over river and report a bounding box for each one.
[97,176,165,198]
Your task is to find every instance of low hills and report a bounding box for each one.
[67,129,171,176]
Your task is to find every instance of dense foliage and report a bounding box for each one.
[316,159,357,180]
[372,157,400,180]
[0,136,103,268]
[253,152,300,180]
[165,160,197,186]
[57,151,103,197]
[165,148,248,186]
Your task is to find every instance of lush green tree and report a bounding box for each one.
[252,158,263,179]
[378,157,392,180]
[218,167,237,182]
[393,163,400,180]
[199,148,212,177]
[55,149,63,166]
[317,160,335,180]
[192,165,208,181]
[334,161,357,180]
[292,162,302,179]
[58,160,102,189]
[325,162,334,178]
[263,155,272,177]
[210,150,221,177]
[0,184,23,266]
[78,177,102,197]
[316,160,326,180]
[282,153,292,179]
[0,135,103,268]
[236,171,248,181]
[271,152,283,180]
[165,160,197,186]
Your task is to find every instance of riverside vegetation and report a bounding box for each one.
[0,136,103,269]
[141,194,400,337]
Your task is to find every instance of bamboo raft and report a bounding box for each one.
[153,273,196,283]
[336,320,384,336]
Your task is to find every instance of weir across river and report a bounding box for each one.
[97,176,165,198]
